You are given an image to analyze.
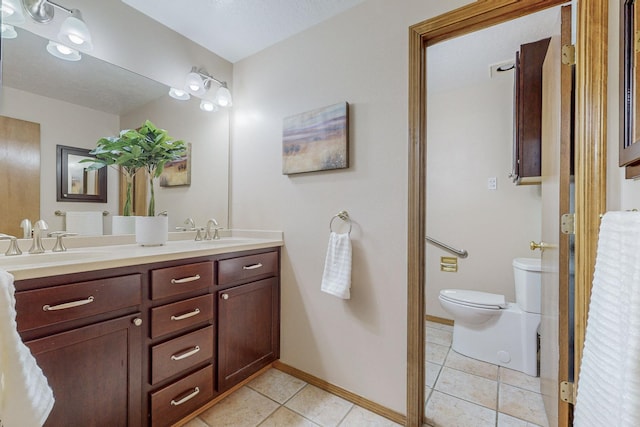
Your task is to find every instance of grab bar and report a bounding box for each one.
[425,236,468,258]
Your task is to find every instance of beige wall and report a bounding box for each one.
[121,97,230,229]
[0,86,120,232]
[426,75,542,319]
[230,0,472,413]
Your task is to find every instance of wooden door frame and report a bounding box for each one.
[406,1,608,426]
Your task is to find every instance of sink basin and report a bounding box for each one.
[198,238,256,245]
[0,250,107,269]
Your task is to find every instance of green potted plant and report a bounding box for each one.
[131,120,186,246]
[84,128,148,234]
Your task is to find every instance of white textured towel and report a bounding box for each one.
[574,211,640,427]
[0,270,54,427]
[65,211,103,235]
[321,232,352,299]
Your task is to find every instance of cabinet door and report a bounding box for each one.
[217,278,279,390]
[26,314,143,427]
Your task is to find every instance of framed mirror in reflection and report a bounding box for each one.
[56,145,107,202]
[621,0,640,178]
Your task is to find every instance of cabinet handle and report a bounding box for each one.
[170,308,201,321]
[42,296,95,311]
[221,293,229,300]
[242,263,263,270]
[170,345,200,361]
[170,387,200,406]
[170,274,201,284]
[133,318,143,327]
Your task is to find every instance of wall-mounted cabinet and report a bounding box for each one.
[511,37,551,185]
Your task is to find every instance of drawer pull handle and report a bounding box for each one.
[171,308,201,321]
[221,293,229,300]
[242,263,263,270]
[171,346,200,361]
[43,296,95,311]
[170,387,200,406]
[171,274,201,284]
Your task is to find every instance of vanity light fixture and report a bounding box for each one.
[169,87,190,101]
[1,24,17,39]
[184,66,233,108]
[22,0,93,50]
[46,40,81,61]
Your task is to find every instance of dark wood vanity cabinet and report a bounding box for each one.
[512,37,551,184]
[13,246,280,427]
[217,250,280,390]
[15,273,144,427]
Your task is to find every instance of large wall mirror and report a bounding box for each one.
[621,0,640,178]
[0,25,230,234]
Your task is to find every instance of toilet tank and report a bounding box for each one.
[513,257,542,313]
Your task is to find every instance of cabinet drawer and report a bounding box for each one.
[218,251,278,286]
[150,364,214,427]
[16,274,142,332]
[151,294,214,339]
[151,325,214,384]
[151,261,213,300]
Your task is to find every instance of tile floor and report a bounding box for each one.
[181,368,401,427]
[425,321,548,427]
[181,321,548,427]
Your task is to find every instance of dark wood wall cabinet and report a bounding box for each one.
[14,246,281,427]
[511,37,551,185]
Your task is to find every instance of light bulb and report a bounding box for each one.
[185,72,206,95]
[214,86,233,107]
[46,41,81,61]
[1,0,24,24]
[200,100,218,112]
[58,9,93,51]
[169,88,190,101]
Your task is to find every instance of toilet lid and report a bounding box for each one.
[439,289,507,309]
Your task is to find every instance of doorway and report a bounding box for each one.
[406,1,608,426]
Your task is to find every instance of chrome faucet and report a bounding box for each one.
[205,218,222,240]
[28,220,49,254]
[184,218,195,230]
[20,218,32,239]
[0,234,22,256]
[48,231,78,252]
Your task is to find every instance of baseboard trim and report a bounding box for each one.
[273,361,406,425]
[425,314,453,326]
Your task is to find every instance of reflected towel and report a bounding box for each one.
[0,270,54,427]
[65,211,103,236]
[574,211,640,427]
[321,232,352,299]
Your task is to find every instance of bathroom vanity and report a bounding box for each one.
[7,234,282,427]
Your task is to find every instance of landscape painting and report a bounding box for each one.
[160,142,191,187]
[282,102,349,174]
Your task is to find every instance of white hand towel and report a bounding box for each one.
[574,211,640,427]
[65,211,103,235]
[321,232,352,299]
[0,270,54,427]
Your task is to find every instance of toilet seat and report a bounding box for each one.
[439,289,507,310]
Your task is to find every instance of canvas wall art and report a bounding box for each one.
[282,102,349,174]
[160,142,191,187]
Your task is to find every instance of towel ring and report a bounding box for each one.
[329,210,352,234]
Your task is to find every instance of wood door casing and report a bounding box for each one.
[0,116,40,237]
[408,1,607,426]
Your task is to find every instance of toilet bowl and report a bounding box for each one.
[438,257,542,376]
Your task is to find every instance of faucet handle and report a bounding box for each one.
[194,227,205,241]
[0,234,22,256]
[48,231,77,252]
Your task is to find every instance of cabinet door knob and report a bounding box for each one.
[133,318,142,327]
[221,293,229,300]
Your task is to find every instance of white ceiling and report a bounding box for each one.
[428,6,562,94]
[121,0,366,63]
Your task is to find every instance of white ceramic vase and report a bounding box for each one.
[111,215,136,235]
[135,216,168,246]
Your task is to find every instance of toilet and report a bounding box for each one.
[438,257,542,376]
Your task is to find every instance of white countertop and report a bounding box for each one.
[0,230,283,280]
